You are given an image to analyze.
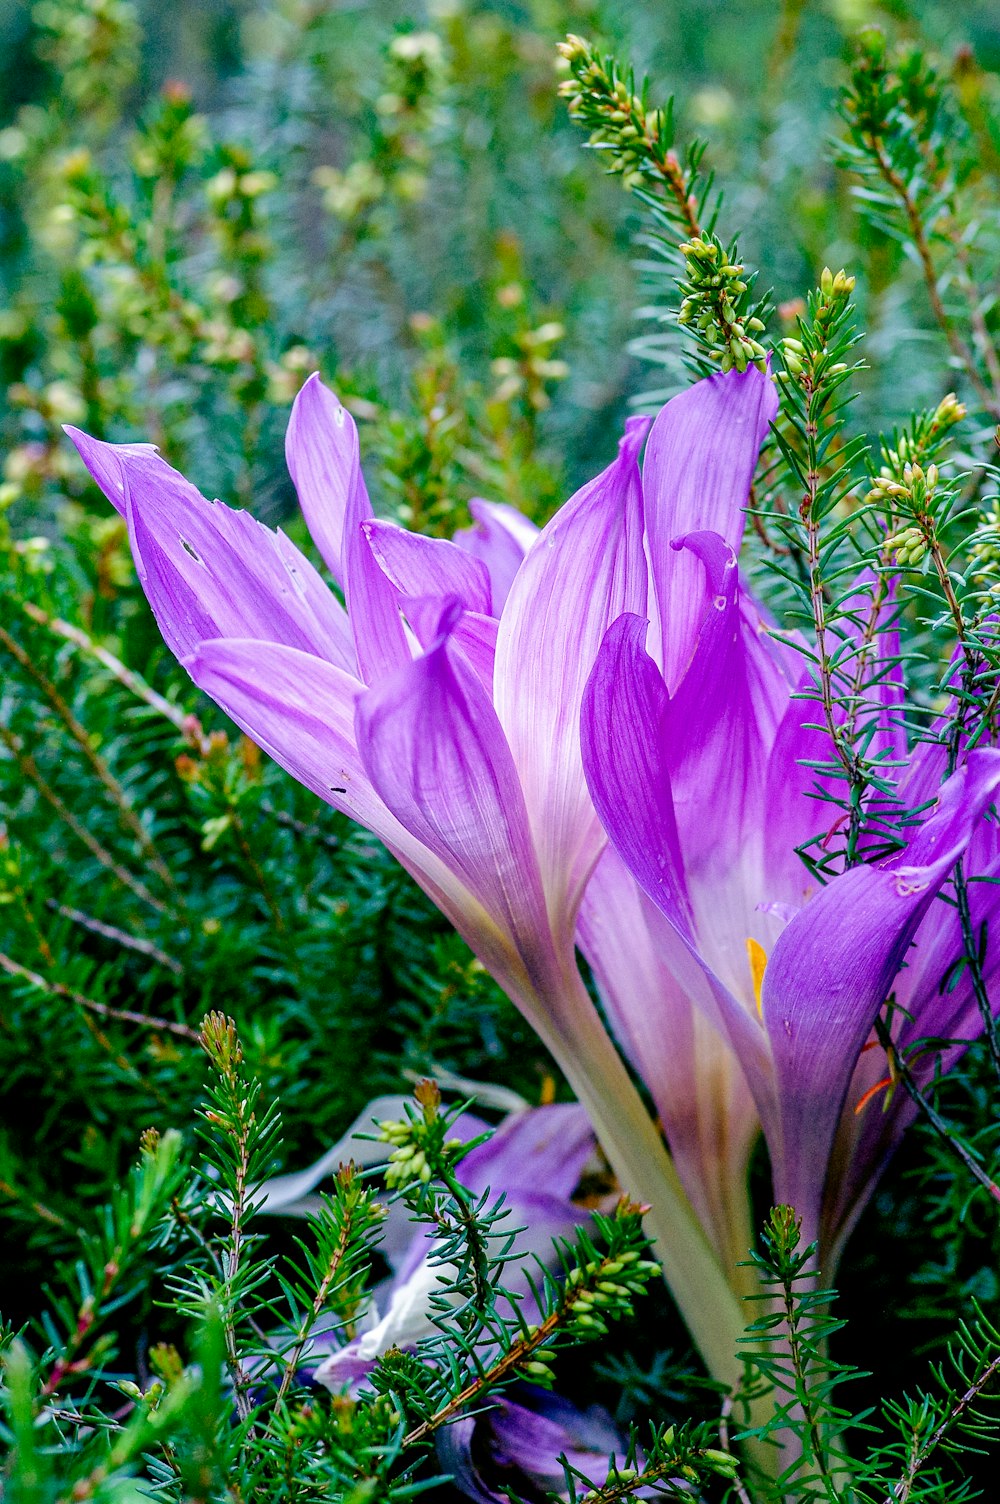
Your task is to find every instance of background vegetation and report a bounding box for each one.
[4,0,1000,1497]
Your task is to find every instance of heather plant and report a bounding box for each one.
[4,1,1000,1501]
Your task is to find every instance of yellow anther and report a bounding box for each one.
[746,937,767,1018]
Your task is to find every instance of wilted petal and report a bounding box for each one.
[436,1389,633,1504]
[363,518,493,615]
[495,418,650,926]
[453,497,539,612]
[66,426,357,672]
[762,749,1000,1237]
[642,366,778,687]
[315,1106,592,1391]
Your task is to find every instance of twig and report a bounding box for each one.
[20,600,211,753]
[0,951,199,1042]
[720,1396,755,1504]
[46,900,184,975]
[0,722,169,915]
[884,1351,1000,1504]
[0,621,175,889]
[873,1014,1000,1204]
[259,800,340,854]
[865,134,998,416]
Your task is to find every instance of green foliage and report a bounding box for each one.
[5,0,1000,1499]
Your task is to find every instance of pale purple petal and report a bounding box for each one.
[762,749,1000,1239]
[184,637,467,923]
[285,372,357,583]
[363,518,493,615]
[343,477,412,686]
[355,606,558,1003]
[642,366,778,687]
[65,426,357,672]
[453,497,540,612]
[494,418,650,927]
[460,1103,594,1202]
[578,849,759,1274]
[284,376,411,683]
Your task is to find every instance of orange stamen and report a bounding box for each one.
[745,938,767,1018]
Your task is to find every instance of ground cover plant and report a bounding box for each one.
[4,0,1000,1499]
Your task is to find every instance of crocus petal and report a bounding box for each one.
[762,749,1000,1237]
[284,375,411,682]
[580,614,691,934]
[665,532,787,868]
[578,849,759,1278]
[642,366,778,687]
[355,605,558,1004]
[65,426,357,672]
[763,573,906,900]
[285,372,357,584]
[363,518,493,615]
[581,613,775,1109]
[822,808,1000,1261]
[316,1106,592,1391]
[459,1103,595,1202]
[184,636,467,924]
[494,417,650,927]
[453,497,540,612]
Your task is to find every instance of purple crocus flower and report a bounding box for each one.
[66,375,767,1385]
[579,485,1000,1266]
[64,362,1000,1375]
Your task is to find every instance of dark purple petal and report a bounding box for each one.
[363,519,493,616]
[642,366,778,687]
[581,615,691,934]
[65,426,356,672]
[355,607,557,998]
[762,749,1000,1238]
[665,532,788,870]
[581,612,776,1122]
[436,1388,631,1504]
[763,572,906,900]
[453,497,539,612]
